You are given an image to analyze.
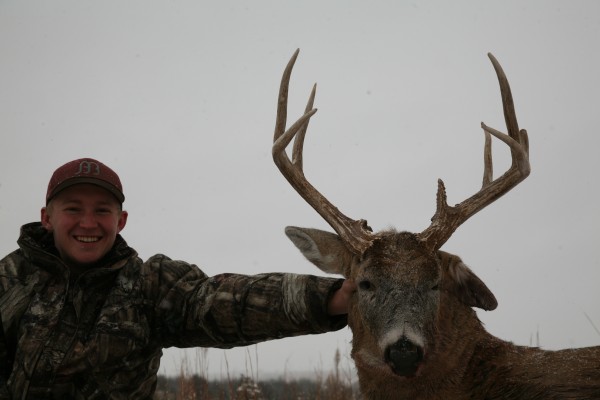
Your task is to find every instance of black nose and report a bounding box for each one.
[384,337,424,376]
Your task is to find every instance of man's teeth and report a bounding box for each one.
[76,236,99,243]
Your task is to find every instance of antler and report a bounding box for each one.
[273,49,375,255]
[417,53,530,251]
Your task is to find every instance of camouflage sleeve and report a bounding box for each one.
[147,256,347,348]
[0,251,29,398]
[0,315,9,399]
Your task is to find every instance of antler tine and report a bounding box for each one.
[418,53,530,252]
[273,49,375,255]
[290,82,316,171]
[488,54,519,141]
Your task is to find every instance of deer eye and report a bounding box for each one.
[359,280,372,290]
[431,284,440,291]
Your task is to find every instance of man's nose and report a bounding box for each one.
[79,211,99,228]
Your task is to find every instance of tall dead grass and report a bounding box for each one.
[155,346,358,400]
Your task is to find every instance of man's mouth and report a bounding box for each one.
[75,236,100,243]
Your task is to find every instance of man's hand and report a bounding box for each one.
[327,279,357,315]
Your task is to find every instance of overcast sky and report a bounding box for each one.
[1,1,599,379]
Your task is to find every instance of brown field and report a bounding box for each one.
[156,348,359,400]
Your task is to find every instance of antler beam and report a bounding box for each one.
[417,53,530,251]
[273,49,375,255]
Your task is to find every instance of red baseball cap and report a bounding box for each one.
[46,158,125,204]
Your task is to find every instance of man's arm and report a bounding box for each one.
[149,257,348,348]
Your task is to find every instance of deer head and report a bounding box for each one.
[272,50,530,379]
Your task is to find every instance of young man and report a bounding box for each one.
[0,158,355,399]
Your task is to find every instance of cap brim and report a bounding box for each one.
[47,177,125,204]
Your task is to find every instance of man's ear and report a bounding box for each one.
[41,207,52,231]
[437,250,498,311]
[284,226,355,277]
[118,210,128,233]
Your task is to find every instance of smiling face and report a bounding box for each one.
[41,184,128,271]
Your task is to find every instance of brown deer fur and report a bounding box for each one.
[287,228,600,399]
[272,50,600,399]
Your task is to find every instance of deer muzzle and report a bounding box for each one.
[384,337,424,377]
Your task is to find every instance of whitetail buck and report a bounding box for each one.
[272,50,600,399]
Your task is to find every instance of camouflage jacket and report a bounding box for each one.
[0,223,346,399]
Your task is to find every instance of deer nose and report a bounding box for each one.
[384,337,424,377]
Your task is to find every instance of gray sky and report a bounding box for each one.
[1,1,599,379]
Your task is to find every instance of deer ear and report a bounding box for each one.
[284,226,354,277]
[437,251,498,311]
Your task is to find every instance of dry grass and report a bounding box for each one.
[155,347,359,400]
